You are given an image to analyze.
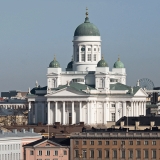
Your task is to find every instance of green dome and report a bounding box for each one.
[74,17,100,36]
[97,57,108,67]
[113,58,124,68]
[67,60,73,69]
[49,57,60,68]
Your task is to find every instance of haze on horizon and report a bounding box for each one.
[0,0,160,92]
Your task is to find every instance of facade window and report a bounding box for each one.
[75,141,79,145]
[81,54,85,61]
[83,141,87,145]
[111,104,115,107]
[77,54,79,62]
[136,141,141,145]
[113,141,117,145]
[63,150,67,155]
[152,150,156,158]
[136,150,141,158]
[94,54,96,61]
[97,150,102,158]
[105,150,109,158]
[113,150,117,158]
[106,141,109,145]
[83,150,87,158]
[129,141,133,145]
[87,54,91,61]
[46,150,50,156]
[94,48,96,51]
[90,141,94,145]
[152,141,156,145]
[90,150,94,158]
[54,151,58,156]
[88,48,91,51]
[99,78,103,88]
[144,150,149,158]
[129,150,133,158]
[30,150,34,155]
[38,150,42,156]
[111,113,115,121]
[121,141,125,145]
[74,150,79,158]
[144,141,148,145]
[77,47,79,52]
[121,150,125,158]
[98,141,102,145]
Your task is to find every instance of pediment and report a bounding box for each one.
[47,72,58,76]
[34,140,61,147]
[134,88,148,97]
[46,87,86,97]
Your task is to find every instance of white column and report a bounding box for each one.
[63,101,65,125]
[91,45,94,62]
[144,102,146,116]
[87,101,90,124]
[115,102,119,121]
[72,101,74,124]
[79,101,82,122]
[136,102,139,116]
[47,101,50,124]
[79,45,81,62]
[123,102,126,117]
[85,45,87,62]
[103,101,106,124]
[106,102,109,122]
[131,101,133,116]
[55,101,57,122]
[28,101,31,124]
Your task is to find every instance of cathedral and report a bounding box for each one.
[27,10,148,125]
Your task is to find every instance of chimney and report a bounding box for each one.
[12,129,17,134]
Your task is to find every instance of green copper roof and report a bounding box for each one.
[97,57,108,67]
[74,17,100,36]
[49,57,60,68]
[113,58,124,68]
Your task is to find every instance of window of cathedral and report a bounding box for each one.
[81,54,85,61]
[111,104,115,107]
[111,113,115,121]
[88,54,91,61]
[94,54,96,61]
[88,48,91,51]
[77,54,79,62]
[77,47,79,52]
[94,48,96,51]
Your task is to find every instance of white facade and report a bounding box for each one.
[27,12,148,126]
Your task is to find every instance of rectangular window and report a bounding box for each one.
[111,113,115,121]
[54,151,58,156]
[97,150,102,158]
[94,54,96,61]
[121,150,125,158]
[152,141,156,145]
[90,150,94,158]
[98,141,102,145]
[144,141,148,145]
[137,141,141,145]
[30,150,34,155]
[88,48,91,51]
[90,141,94,145]
[105,150,109,158]
[129,141,133,145]
[83,150,87,158]
[63,150,67,155]
[136,150,141,158]
[81,54,85,61]
[46,150,50,156]
[87,54,91,61]
[113,141,117,145]
[38,150,42,156]
[74,150,79,158]
[129,150,133,158]
[152,150,156,158]
[113,150,117,158]
[106,141,109,145]
[144,150,149,158]
[121,141,125,145]
[94,48,96,51]
[83,141,86,145]
[75,141,79,145]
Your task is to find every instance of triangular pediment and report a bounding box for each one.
[34,140,61,147]
[47,72,58,76]
[46,87,87,97]
[134,88,148,97]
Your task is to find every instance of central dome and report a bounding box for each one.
[74,16,100,36]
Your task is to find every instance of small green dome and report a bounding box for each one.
[113,58,124,68]
[49,57,60,68]
[74,16,100,36]
[97,57,108,67]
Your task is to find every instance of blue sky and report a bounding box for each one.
[0,0,160,91]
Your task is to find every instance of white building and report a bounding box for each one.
[27,10,148,126]
[0,129,41,160]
